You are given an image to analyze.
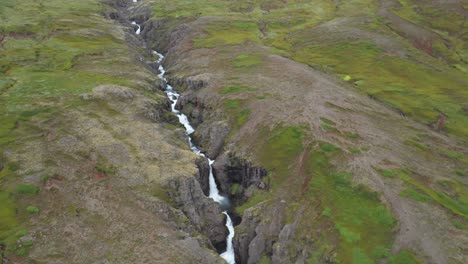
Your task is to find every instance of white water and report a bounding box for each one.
[131,21,141,35]
[132,25,236,262]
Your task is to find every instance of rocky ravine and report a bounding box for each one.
[0,0,261,263]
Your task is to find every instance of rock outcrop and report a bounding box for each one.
[168,176,228,251]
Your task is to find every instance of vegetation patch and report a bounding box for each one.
[307,145,396,263]
[193,20,259,48]
[26,206,40,214]
[15,184,39,195]
[377,168,468,219]
[400,186,432,203]
[388,249,419,264]
[232,53,263,68]
[223,99,251,133]
[320,117,339,132]
[259,126,304,183]
[236,126,305,214]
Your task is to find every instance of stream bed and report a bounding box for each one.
[131,10,236,263]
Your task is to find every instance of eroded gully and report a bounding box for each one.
[131,8,236,264]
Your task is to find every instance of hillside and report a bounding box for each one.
[0,0,467,263]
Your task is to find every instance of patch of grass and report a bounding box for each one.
[219,85,256,94]
[439,149,467,164]
[193,20,259,48]
[258,255,271,264]
[404,139,429,152]
[320,122,338,132]
[319,117,339,132]
[345,132,360,139]
[235,189,270,215]
[236,126,305,214]
[320,117,336,126]
[230,183,240,195]
[95,163,116,175]
[291,40,468,140]
[223,99,242,110]
[319,142,340,153]
[451,218,468,230]
[455,169,464,177]
[236,109,251,127]
[223,100,251,133]
[151,185,173,205]
[388,249,419,264]
[378,168,468,219]
[400,186,432,203]
[259,126,305,181]
[308,146,396,264]
[349,148,361,154]
[377,168,400,178]
[95,156,117,176]
[26,206,39,214]
[15,184,39,195]
[232,53,263,68]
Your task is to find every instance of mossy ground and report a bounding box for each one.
[154,0,467,140]
[0,0,151,257]
[149,0,468,261]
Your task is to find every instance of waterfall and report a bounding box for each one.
[128,17,236,261]
[153,50,236,264]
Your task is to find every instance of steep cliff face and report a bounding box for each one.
[168,175,228,251]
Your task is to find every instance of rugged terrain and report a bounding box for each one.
[1,0,467,264]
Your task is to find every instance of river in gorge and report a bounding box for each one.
[131,8,236,264]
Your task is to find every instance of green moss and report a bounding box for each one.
[193,20,259,48]
[388,249,419,264]
[15,184,39,195]
[258,255,271,264]
[0,191,17,240]
[404,139,429,152]
[320,117,336,126]
[439,149,467,164]
[455,169,464,177]
[379,168,468,219]
[400,186,432,203]
[230,183,240,195]
[26,206,39,214]
[223,99,242,110]
[319,142,340,153]
[95,163,116,175]
[260,126,304,181]
[451,218,468,230]
[235,189,270,215]
[151,185,173,205]
[349,148,361,154]
[345,132,360,139]
[377,168,400,178]
[308,147,396,263]
[232,53,263,68]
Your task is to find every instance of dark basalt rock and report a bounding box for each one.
[195,157,210,196]
[143,98,178,124]
[213,153,269,205]
[168,176,228,251]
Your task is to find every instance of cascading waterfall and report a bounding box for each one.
[131,21,141,35]
[154,50,236,264]
[130,11,235,264]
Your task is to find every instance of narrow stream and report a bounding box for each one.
[130,11,235,264]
